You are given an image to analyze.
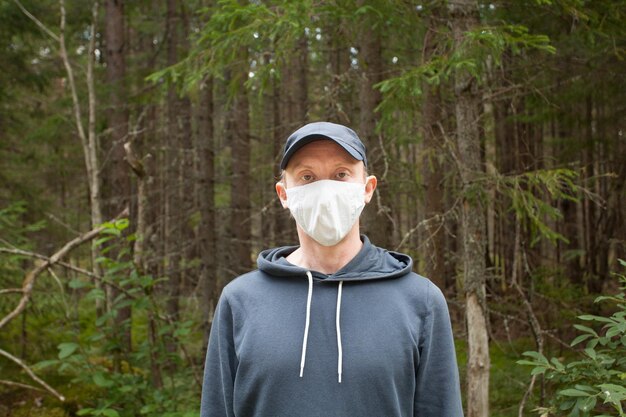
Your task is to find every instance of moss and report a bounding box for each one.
[8,406,68,417]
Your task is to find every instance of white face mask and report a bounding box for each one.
[285,180,366,246]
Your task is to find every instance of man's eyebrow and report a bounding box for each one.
[290,162,314,171]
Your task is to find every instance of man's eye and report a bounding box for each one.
[301,174,313,181]
[336,172,348,179]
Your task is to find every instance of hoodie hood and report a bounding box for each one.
[257,235,413,281]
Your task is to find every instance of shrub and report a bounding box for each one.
[518,259,626,417]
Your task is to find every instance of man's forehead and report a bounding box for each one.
[288,139,361,166]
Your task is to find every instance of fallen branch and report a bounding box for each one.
[0,348,64,401]
[0,379,45,392]
[0,247,97,278]
[0,288,23,295]
[0,207,128,331]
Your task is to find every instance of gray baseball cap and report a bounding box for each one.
[280,121,368,170]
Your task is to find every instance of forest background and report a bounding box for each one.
[0,0,624,416]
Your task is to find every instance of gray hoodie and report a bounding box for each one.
[200,235,464,417]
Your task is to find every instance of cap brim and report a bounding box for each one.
[280,134,364,170]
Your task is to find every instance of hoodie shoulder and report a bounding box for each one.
[221,269,269,296]
[401,271,439,296]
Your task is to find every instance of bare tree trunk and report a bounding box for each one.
[103,0,131,354]
[421,6,446,290]
[293,35,308,124]
[230,48,252,275]
[557,101,581,284]
[165,0,182,362]
[198,77,217,347]
[449,1,490,416]
[179,3,197,295]
[267,77,281,247]
[492,52,516,290]
[47,0,105,313]
[357,1,394,248]
[273,33,307,246]
[124,138,163,388]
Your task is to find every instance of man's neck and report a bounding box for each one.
[286,226,363,275]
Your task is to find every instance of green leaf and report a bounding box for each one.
[584,348,597,360]
[574,385,596,393]
[32,359,59,371]
[605,325,623,338]
[550,357,565,371]
[102,409,120,417]
[599,383,626,399]
[571,334,593,346]
[517,359,542,366]
[579,314,615,324]
[560,388,591,397]
[58,342,79,359]
[521,351,549,363]
[573,324,598,337]
[93,372,114,388]
[68,278,90,289]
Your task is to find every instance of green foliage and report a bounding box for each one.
[32,220,199,417]
[0,202,47,312]
[494,168,580,246]
[376,21,556,114]
[518,260,626,416]
[148,0,314,95]
[0,201,46,249]
[456,337,542,416]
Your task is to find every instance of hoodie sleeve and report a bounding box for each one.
[414,282,464,417]
[200,290,238,417]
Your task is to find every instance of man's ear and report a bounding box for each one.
[276,182,288,208]
[364,175,377,204]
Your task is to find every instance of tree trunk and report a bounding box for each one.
[58,0,104,314]
[357,1,394,248]
[198,77,217,347]
[449,1,490,416]
[179,3,197,296]
[273,35,307,246]
[103,0,131,354]
[229,48,252,275]
[493,64,516,290]
[421,7,446,290]
[165,0,182,362]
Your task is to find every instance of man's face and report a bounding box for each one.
[276,139,377,207]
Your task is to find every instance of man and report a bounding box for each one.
[200,121,464,417]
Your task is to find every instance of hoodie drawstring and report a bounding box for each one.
[299,272,344,384]
[300,271,314,378]
[336,280,343,383]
